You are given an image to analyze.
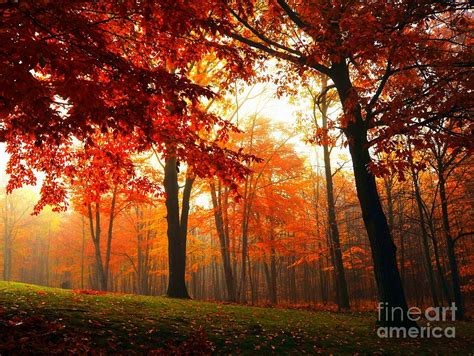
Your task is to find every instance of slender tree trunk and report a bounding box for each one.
[3,233,11,281]
[88,203,107,291]
[288,255,297,303]
[263,257,277,305]
[164,156,193,298]
[270,245,278,304]
[411,169,439,307]
[210,182,236,301]
[320,78,350,310]
[383,178,395,231]
[331,61,411,326]
[104,186,118,289]
[397,194,406,285]
[137,212,144,294]
[238,117,257,302]
[239,189,250,302]
[427,220,452,305]
[318,242,328,303]
[247,254,255,304]
[439,173,464,319]
[81,216,86,289]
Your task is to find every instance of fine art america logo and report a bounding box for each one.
[377,303,457,338]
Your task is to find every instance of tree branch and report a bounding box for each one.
[366,60,392,116]
[454,231,474,244]
[276,0,309,32]
[227,5,302,56]
[226,31,302,65]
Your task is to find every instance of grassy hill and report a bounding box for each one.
[0,282,472,354]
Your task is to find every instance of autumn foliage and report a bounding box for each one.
[0,0,473,342]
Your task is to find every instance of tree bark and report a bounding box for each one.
[210,182,236,301]
[88,203,107,291]
[263,254,277,305]
[239,180,251,302]
[330,61,412,326]
[427,219,452,305]
[318,242,328,303]
[397,194,406,285]
[104,185,118,288]
[439,173,464,319]
[411,169,439,307]
[136,206,152,295]
[164,156,193,298]
[81,216,86,289]
[320,77,350,310]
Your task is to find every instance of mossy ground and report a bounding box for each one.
[0,282,472,354]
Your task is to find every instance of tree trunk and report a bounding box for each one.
[210,182,236,301]
[439,173,464,319]
[247,254,255,304]
[270,246,278,304]
[427,219,452,305]
[397,194,406,285]
[81,216,86,289]
[88,203,107,291]
[136,206,151,295]
[411,169,439,307]
[239,186,250,302]
[318,242,328,303]
[331,62,412,326]
[263,257,277,305]
[3,246,11,281]
[3,234,11,281]
[164,156,193,298]
[320,78,350,310]
[104,185,118,289]
[238,117,257,302]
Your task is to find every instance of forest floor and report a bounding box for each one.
[0,282,472,354]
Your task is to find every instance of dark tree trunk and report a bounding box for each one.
[320,78,350,310]
[88,203,107,291]
[439,174,464,319]
[270,246,278,304]
[247,254,255,304]
[239,189,250,302]
[411,169,439,307]
[81,216,86,289]
[263,256,277,305]
[288,255,297,303]
[427,219,452,305]
[348,133,410,325]
[210,182,236,301]
[238,118,257,302]
[87,189,117,292]
[164,156,193,299]
[330,62,412,326]
[136,207,152,295]
[318,242,328,303]
[104,186,118,289]
[397,195,406,285]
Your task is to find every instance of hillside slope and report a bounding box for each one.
[0,282,472,354]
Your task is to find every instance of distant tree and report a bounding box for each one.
[0,187,34,281]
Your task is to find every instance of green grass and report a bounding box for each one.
[0,282,472,354]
